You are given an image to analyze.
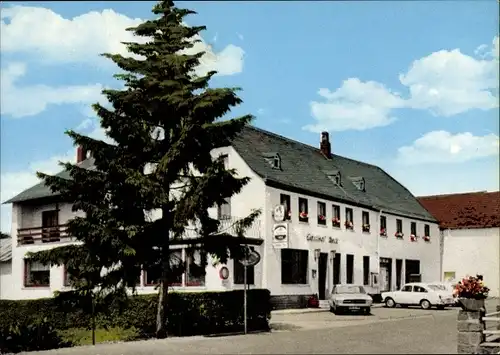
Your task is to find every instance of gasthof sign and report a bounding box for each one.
[273,223,289,248]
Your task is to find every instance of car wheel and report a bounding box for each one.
[420,299,431,310]
[385,297,396,308]
[364,307,371,315]
[330,306,334,313]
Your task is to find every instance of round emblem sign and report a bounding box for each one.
[239,250,261,267]
[273,204,285,222]
[219,266,230,280]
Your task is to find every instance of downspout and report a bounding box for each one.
[377,209,383,294]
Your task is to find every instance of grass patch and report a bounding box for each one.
[59,327,140,346]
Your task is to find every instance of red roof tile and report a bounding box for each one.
[417,191,500,230]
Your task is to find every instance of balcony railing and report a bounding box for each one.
[17,225,70,245]
[178,216,262,241]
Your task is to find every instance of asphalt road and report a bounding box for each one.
[22,306,466,355]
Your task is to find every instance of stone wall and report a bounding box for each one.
[457,309,485,354]
[270,294,312,310]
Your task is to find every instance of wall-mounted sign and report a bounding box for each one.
[219,266,230,280]
[239,249,261,267]
[379,257,391,265]
[273,204,285,222]
[306,233,325,242]
[328,237,339,244]
[273,223,289,248]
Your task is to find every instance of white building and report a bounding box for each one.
[418,191,500,298]
[0,126,441,308]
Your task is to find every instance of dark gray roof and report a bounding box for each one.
[231,126,436,222]
[3,158,95,204]
[3,126,435,222]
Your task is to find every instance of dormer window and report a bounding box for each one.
[263,152,281,170]
[273,155,281,169]
[349,176,365,191]
[323,169,341,186]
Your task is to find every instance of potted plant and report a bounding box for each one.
[423,235,431,242]
[307,294,319,308]
[394,232,404,239]
[344,220,354,230]
[332,217,341,228]
[318,214,326,223]
[379,228,387,237]
[453,276,490,311]
[362,224,370,233]
[410,234,417,242]
[299,211,308,219]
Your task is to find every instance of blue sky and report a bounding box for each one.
[1,1,499,233]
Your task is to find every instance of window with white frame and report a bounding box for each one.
[185,249,207,286]
[24,260,50,287]
[144,249,183,286]
[317,202,326,225]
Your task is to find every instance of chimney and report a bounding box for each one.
[76,146,87,163]
[320,131,331,158]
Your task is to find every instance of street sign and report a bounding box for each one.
[239,249,261,267]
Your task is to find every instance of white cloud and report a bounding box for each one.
[0,62,103,118]
[396,130,500,165]
[400,48,499,116]
[304,36,499,132]
[0,6,245,76]
[304,78,404,132]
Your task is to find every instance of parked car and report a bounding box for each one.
[329,284,373,315]
[428,282,459,306]
[382,282,455,310]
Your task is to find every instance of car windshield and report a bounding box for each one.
[335,285,365,294]
[428,285,446,291]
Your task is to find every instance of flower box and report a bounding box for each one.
[453,276,489,310]
[362,224,370,233]
[423,236,430,242]
[299,212,308,222]
[318,215,326,225]
[395,232,404,239]
[410,234,417,242]
[344,221,354,230]
[379,228,387,237]
[332,218,341,228]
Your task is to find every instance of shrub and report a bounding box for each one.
[0,318,72,354]
[0,289,271,341]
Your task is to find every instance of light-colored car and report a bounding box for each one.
[382,282,455,310]
[428,282,459,306]
[329,284,373,315]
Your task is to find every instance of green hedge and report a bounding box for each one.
[0,289,271,338]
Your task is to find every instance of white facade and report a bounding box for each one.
[0,146,441,301]
[442,227,500,298]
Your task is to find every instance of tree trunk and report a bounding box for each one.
[156,205,170,339]
[156,257,170,338]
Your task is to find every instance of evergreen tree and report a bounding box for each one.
[27,0,259,338]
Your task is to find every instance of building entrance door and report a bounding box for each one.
[318,253,328,300]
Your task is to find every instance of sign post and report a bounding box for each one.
[239,246,261,334]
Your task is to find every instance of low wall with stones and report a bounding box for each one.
[457,309,485,354]
[270,294,312,310]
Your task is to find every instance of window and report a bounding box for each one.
[414,286,427,293]
[424,224,430,237]
[401,285,412,292]
[217,198,231,220]
[363,256,370,285]
[334,174,341,185]
[144,249,183,286]
[380,215,387,229]
[42,210,59,242]
[185,249,206,286]
[234,259,255,285]
[24,259,50,287]
[332,205,341,227]
[281,249,308,284]
[410,222,417,236]
[346,254,354,284]
[362,211,370,232]
[280,194,291,220]
[317,202,326,225]
[396,219,403,233]
[298,198,309,222]
[345,208,353,222]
